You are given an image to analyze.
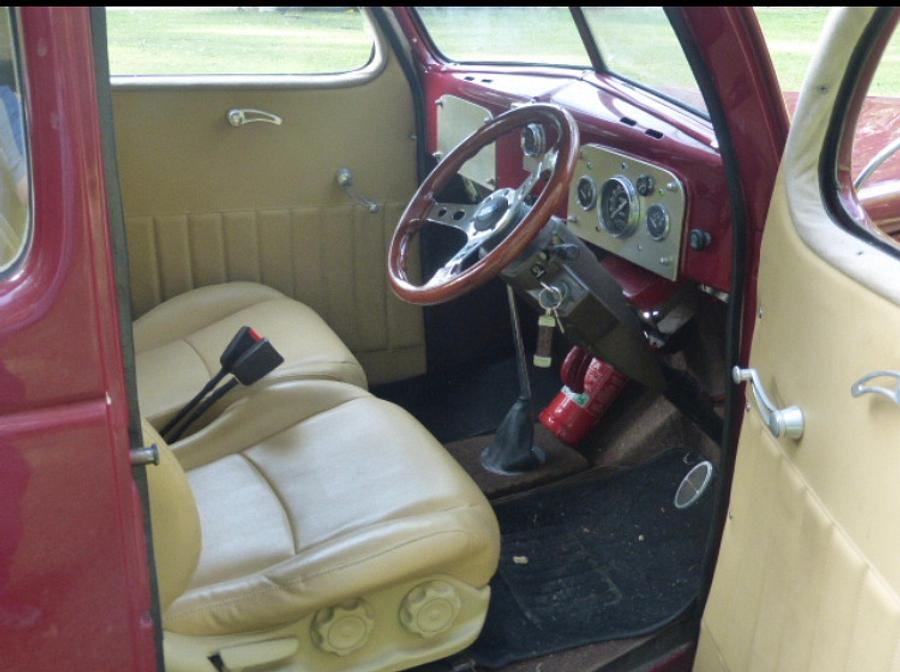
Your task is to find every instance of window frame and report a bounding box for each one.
[0,7,33,280]
[107,6,387,90]
[820,6,900,261]
[409,5,710,120]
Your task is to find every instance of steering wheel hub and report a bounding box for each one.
[473,190,513,231]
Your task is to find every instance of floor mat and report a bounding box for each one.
[373,357,562,444]
[468,449,715,669]
[444,424,589,498]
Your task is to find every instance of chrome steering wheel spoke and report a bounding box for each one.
[425,238,484,288]
[424,200,479,239]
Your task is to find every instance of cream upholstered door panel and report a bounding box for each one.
[113,45,425,385]
[696,8,900,672]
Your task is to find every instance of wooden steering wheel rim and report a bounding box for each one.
[388,103,580,305]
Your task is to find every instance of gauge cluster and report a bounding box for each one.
[566,144,686,281]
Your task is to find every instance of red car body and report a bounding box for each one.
[0,7,895,671]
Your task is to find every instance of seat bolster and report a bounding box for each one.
[134,282,284,352]
[143,420,202,613]
[172,380,371,470]
[164,503,500,636]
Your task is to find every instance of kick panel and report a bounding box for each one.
[566,144,686,281]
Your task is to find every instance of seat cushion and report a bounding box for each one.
[133,282,367,429]
[163,380,500,637]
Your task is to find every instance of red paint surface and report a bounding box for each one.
[677,7,788,364]
[0,8,156,672]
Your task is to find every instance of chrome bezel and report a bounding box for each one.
[575,175,598,211]
[520,122,547,158]
[599,175,640,238]
[646,203,671,241]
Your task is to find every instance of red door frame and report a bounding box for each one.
[0,8,157,671]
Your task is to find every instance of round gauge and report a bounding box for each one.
[646,203,670,241]
[636,174,656,197]
[576,175,597,211]
[599,176,640,237]
[521,123,547,157]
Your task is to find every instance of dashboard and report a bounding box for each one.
[428,74,732,313]
[565,144,686,282]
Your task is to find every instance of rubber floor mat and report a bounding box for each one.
[468,449,715,668]
[373,356,561,443]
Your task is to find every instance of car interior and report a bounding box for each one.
[62,5,898,672]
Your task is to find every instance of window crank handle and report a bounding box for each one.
[732,366,805,440]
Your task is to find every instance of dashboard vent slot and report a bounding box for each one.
[619,116,637,127]
[644,128,664,140]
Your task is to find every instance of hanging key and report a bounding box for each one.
[534,308,556,368]
[534,284,564,368]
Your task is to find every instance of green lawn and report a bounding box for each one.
[106,7,898,97]
[106,7,374,76]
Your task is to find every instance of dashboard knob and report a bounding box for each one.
[689,229,712,251]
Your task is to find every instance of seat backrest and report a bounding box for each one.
[142,419,201,612]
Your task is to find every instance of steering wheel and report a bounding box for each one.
[388,103,580,305]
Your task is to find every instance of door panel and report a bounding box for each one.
[112,43,425,385]
[697,8,900,671]
[0,8,158,671]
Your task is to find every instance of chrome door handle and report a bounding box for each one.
[226,108,283,127]
[335,168,380,213]
[732,366,805,440]
[851,370,900,404]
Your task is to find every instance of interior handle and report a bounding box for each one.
[226,108,283,127]
[851,370,900,404]
[732,366,805,440]
[336,168,380,213]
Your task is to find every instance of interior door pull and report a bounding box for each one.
[732,366,805,440]
[336,168,380,213]
[226,108,283,127]
[851,370,900,404]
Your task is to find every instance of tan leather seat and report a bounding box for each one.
[145,380,500,672]
[134,282,367,429]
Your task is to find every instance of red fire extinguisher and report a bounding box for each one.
[539,346,628,446]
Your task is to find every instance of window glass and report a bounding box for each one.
[850,24,900,245]
[106,7,375,77]
[581,7,707,115]
[414,7,591,68]
[754,7,829,119]
[0,8,29,274]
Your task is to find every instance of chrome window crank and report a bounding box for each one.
[226,108,283,127]
[335,168,380,213]
[732,366,805,440]
[851,370,900,404]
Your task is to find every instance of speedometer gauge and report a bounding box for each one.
[599,176,640,237]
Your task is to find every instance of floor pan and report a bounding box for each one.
[466,449,715,669]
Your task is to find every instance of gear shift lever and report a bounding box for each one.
[481,286,547,473]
